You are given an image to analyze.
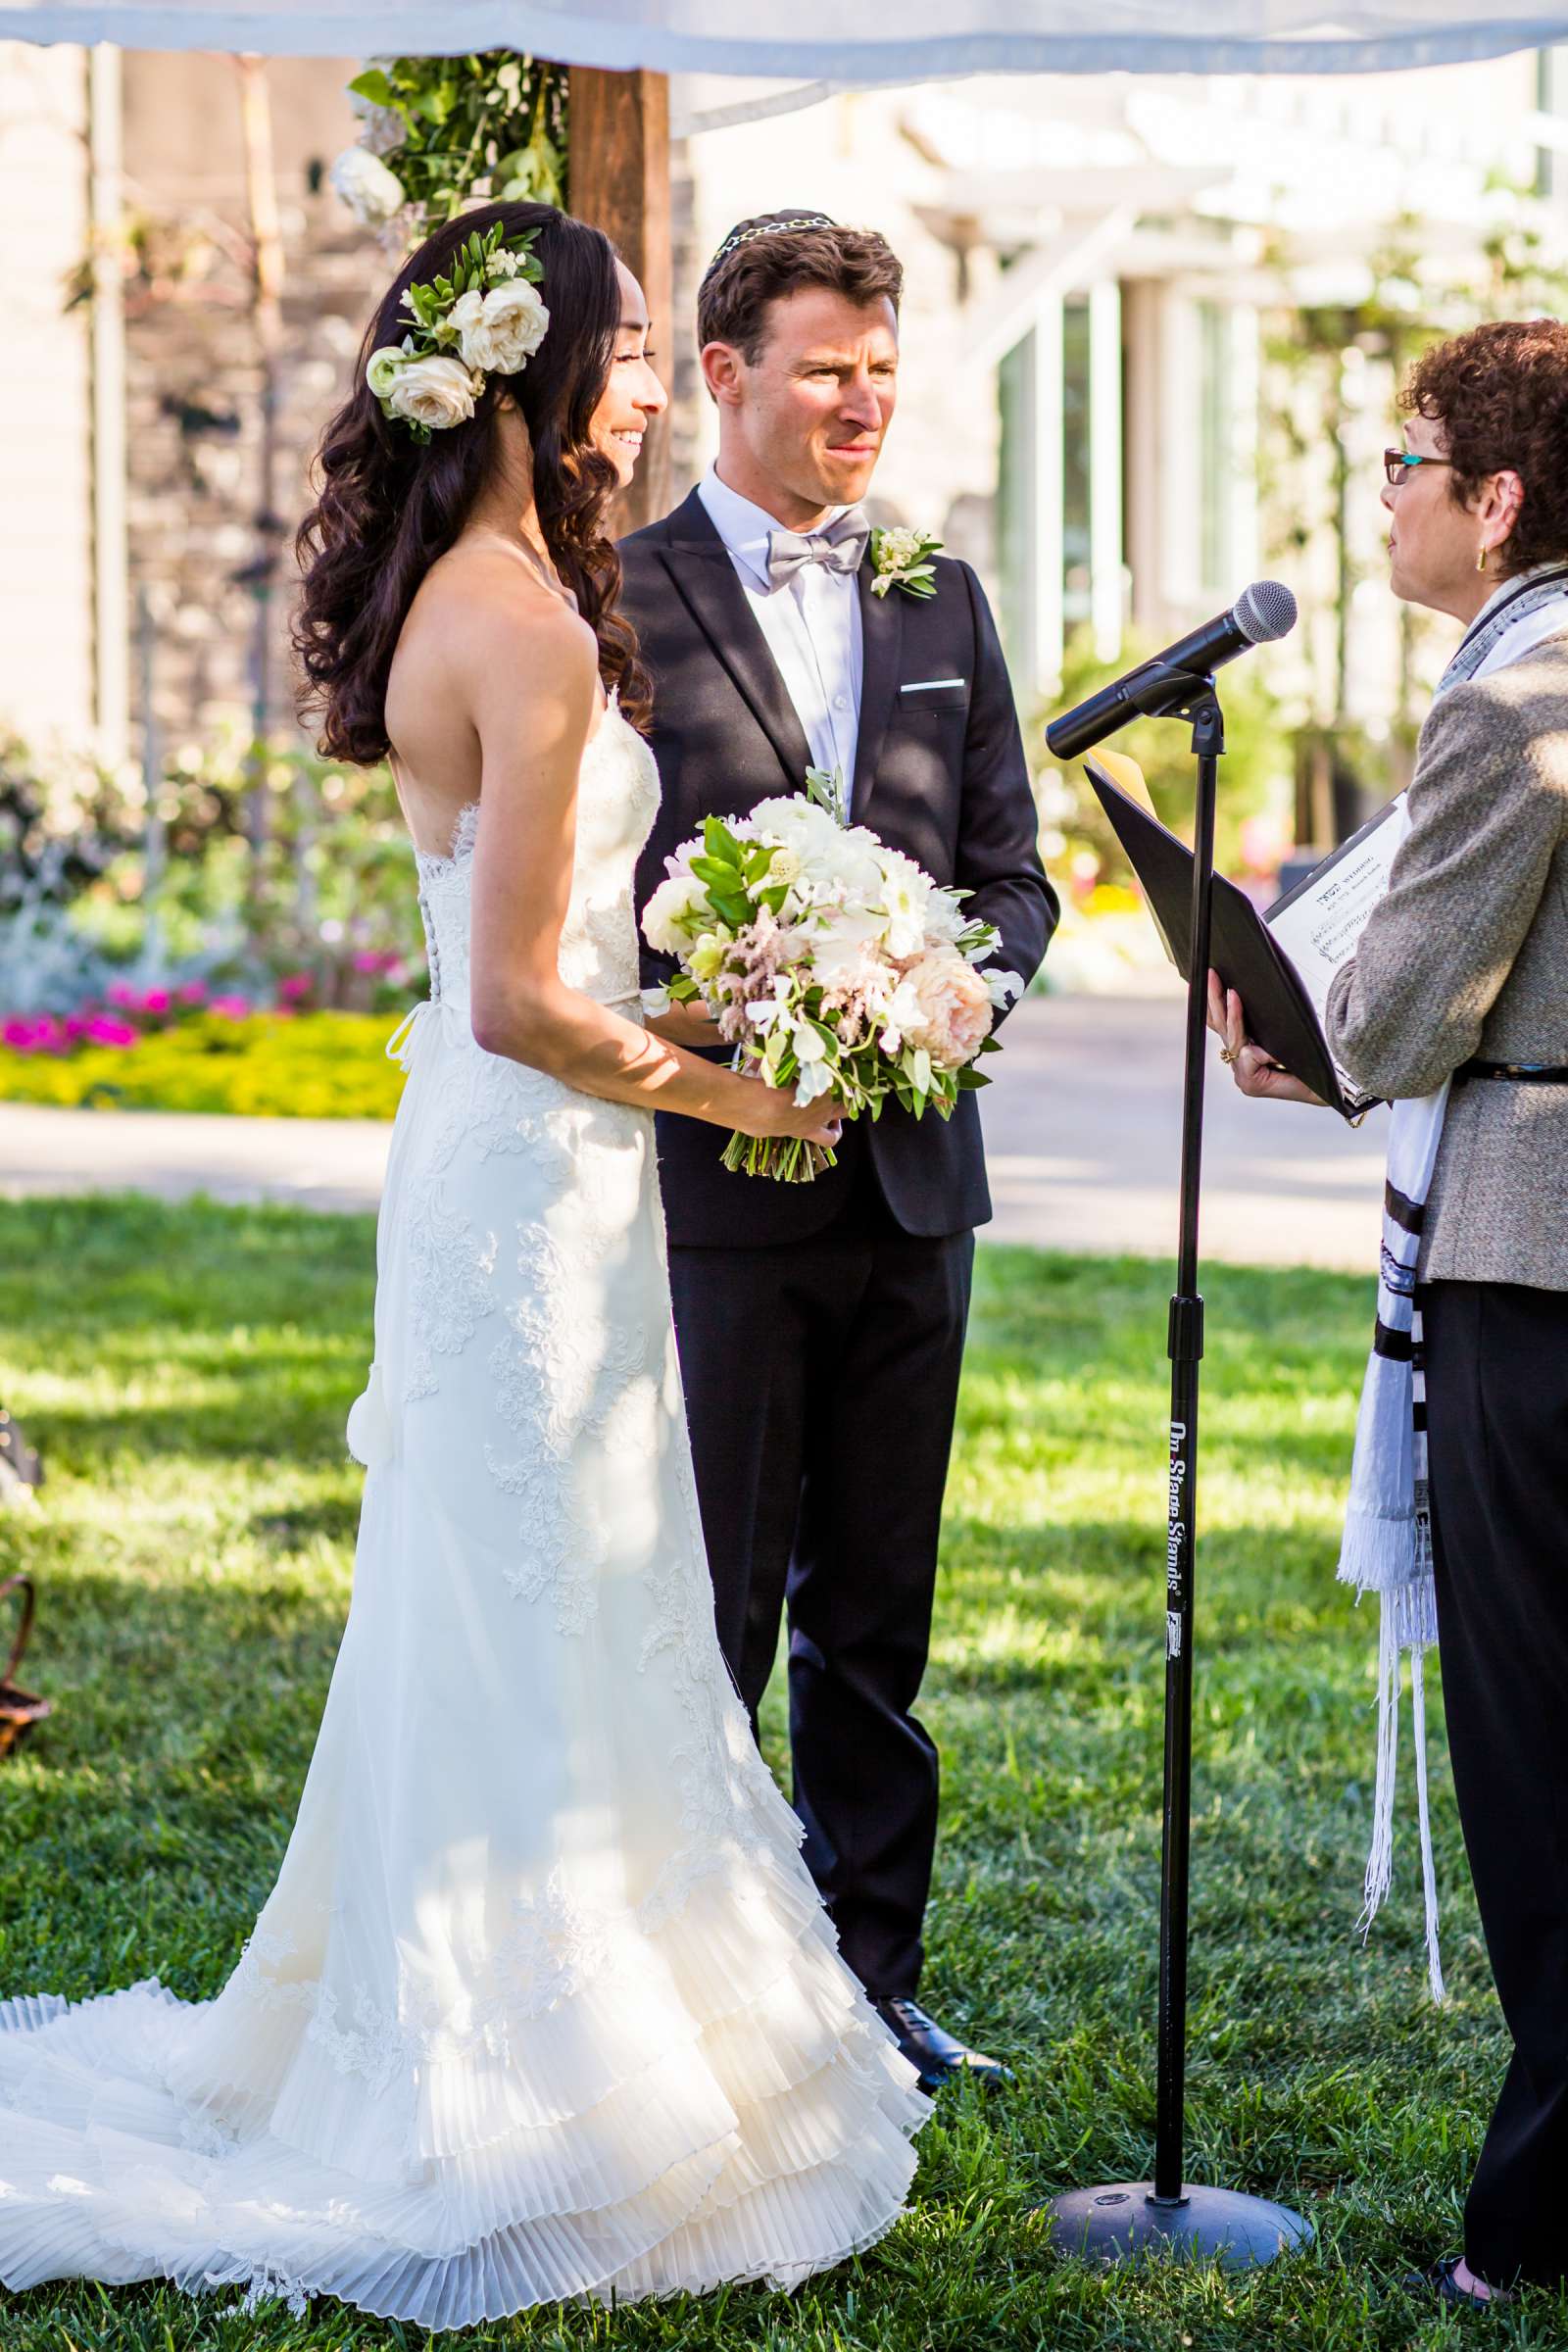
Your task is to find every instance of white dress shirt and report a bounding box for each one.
[697,465,863,804]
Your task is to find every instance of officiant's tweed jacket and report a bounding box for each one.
[1325,626,1568,1290]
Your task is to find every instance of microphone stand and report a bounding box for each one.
[1046,668,1313,2268]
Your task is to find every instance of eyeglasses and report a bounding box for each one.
[1383,448,1455,487]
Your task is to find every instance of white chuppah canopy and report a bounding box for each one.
[2,0,1568,71]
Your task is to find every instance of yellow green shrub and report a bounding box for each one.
[0,1012,408,1120]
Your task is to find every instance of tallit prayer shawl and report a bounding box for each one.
[1339,563,1568,2000]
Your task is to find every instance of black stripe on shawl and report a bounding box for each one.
[1374,1318,1414,1361]
[1385,1181,1426,1235]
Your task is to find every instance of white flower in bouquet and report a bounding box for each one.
[687,932,728,984]
[790,1021,835,1102]
[385,353,482,432]
[808,906,887,985]
[329,145,407,227]
[749,795,852,885]
[919,886,969,949]
[766,813,888,912]
[875,973,928,1059]
[642,869,710,956]
[873,848,933,957]
[745,975,795,1035]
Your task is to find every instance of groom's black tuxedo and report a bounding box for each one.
[625,489,1055,1248]
[619,486,1055,1998]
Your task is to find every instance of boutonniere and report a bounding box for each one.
[869,525,943,601]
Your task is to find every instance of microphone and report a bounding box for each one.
[1046,580,1298,760]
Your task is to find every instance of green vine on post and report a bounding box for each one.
[329,54,568,248]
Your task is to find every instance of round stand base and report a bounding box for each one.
[1046,2182,1313,2271]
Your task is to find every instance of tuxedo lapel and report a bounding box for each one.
[655,489,813,791]
[851,560,904,822]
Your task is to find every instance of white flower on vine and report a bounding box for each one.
[329,146,406,227]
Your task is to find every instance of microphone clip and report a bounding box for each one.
[1125,663,1225,754]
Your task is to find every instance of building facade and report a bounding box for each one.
[0,44,1563,769]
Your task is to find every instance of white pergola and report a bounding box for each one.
[1,0,1566,72]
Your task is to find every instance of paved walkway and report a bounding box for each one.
[979,993,1385,1271]
[0,995,1387,1270]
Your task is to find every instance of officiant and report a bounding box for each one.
[1211,318,1568,2307]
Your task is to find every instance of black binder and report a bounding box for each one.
[1084,757,1377,1119]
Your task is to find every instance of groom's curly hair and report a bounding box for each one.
[698,213,904,365]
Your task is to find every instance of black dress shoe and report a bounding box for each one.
[1401,2258,1513,2310]
[870,1995,1015,2093]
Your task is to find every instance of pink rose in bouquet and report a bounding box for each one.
[897,953,995,1069]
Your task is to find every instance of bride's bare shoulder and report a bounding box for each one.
[391,540,599,718]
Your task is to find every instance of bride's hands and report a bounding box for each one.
[733,1073,844,1151]
[1205,971,1327,1106]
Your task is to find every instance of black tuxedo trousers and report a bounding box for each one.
[1422,1278,1568,2290]
[668,1138,973,1997]
[619,493,1054,1997]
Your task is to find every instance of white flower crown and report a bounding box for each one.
[366,221,550,442]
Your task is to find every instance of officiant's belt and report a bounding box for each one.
[1454,1057,1568,1084]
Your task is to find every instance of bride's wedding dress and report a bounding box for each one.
[0,701,929,2326]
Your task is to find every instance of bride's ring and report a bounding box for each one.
[1218,1046,1238,1064]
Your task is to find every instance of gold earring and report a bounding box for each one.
[1476,543,1489,573]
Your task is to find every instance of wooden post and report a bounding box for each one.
[567,67,672,530]
[237,52,286,891]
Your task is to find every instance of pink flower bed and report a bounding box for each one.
[2,957,411,1059]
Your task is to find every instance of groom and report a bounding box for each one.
[621,213,1055,2090]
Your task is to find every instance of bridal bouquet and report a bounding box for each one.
[642,771,1022,1181]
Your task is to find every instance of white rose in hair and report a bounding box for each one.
[443,289,486,354]
[329,145,406,228]
[386,354,481,432]
[454,280,551,374]
[366,346,406,400]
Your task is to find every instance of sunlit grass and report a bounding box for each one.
[1,1198,1560,2348]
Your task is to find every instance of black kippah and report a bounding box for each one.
[703,211,839,281]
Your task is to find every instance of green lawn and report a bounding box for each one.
[0,1197,1559,2351]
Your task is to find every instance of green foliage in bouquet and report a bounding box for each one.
[346,53,567,240]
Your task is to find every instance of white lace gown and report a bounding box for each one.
[0,704,929,2327]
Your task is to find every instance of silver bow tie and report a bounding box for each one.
[765,509,870,592]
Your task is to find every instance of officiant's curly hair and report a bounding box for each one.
[294,201,651,763]
[1402,318,1568,577]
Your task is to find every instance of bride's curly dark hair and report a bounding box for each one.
[294,201,652,763]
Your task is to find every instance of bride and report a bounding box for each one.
[0,200,928,2327]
